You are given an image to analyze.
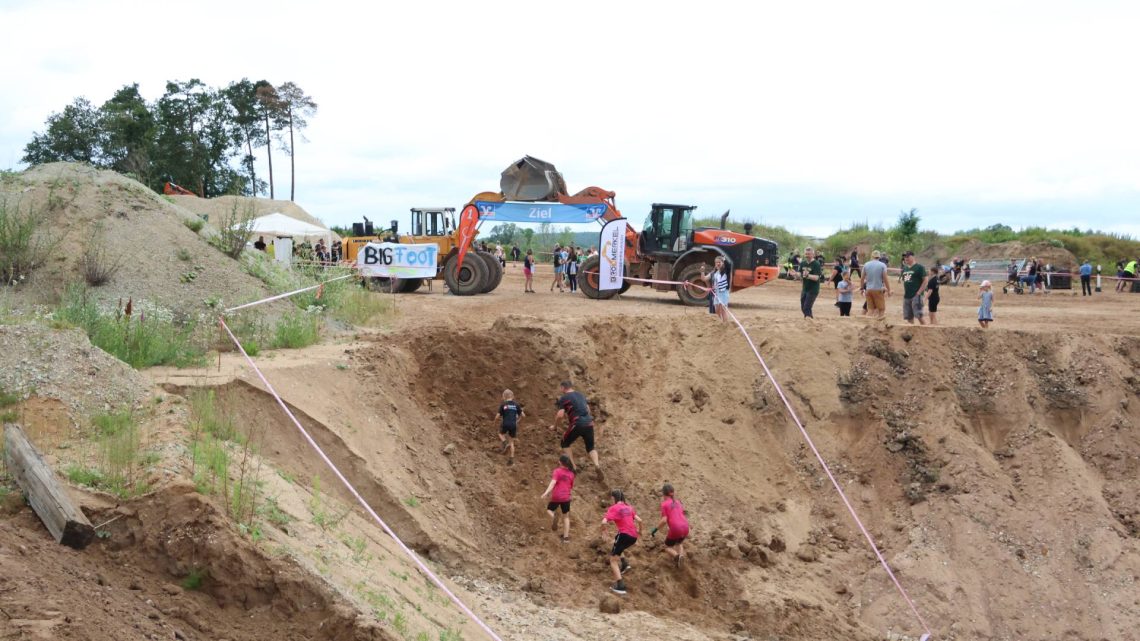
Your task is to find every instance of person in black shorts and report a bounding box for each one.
[926,263,942,325]
[552,380,602,477]
[494,389,524,466]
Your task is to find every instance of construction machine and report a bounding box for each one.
[461,156,780,305]
[341,208,503,295]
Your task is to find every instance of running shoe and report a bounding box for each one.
[610,580,627,595]
[620,558,631,575]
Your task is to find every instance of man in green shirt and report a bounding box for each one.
[900,250,927,325]
[798,247,824,318]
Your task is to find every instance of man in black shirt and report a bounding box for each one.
[495,389,525,466]
[553,380,602,477]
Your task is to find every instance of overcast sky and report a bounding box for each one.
[2,0,1138,237]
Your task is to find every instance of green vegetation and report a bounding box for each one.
[187,389,264,528]
[183,218,205,233]
[0,196,53,286]
[270,311,321,349]
[327,285,395,328]
[944,224,1139,267]
[309,475,349,530]
[56,287,206,368]
[81,223,123,287]
[0,387,19,423]
[403,496,420,508]
[211,200,257,259]
[65,411,150,498]
[259,495,293,528]
[180,567,208,590]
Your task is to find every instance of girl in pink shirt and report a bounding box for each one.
[651,483,690,567]
[599,489,642,595]
[540,455,576,543]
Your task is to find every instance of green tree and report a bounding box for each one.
[22,98,102,165]
[557,226,574,247]
[273,81,318,202]
[224,79,269,196]
[521,228,535,251]
[254,82,282,199]
[890,208,920,253]
[99,84,155,184]
[485,223,519,246]
[153,80,243,197]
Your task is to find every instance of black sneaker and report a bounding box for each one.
[619,558,631,575]
[610,580,627,595]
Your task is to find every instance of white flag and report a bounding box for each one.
[598,218,627,291]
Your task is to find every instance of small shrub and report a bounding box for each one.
[259,496,293,527]
[403,496,420,508]
[271,312,320,349]
[176,247,192,261]
[212,201,256,259]
[81,224,123,287]
[189,390,238,441]
[181,567,208,590]
[66,465,104,487]
[0,197,53,286]
[183,218,205,233]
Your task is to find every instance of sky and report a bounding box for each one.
[1,0,1138,238]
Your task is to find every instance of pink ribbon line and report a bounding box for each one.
[723,306,932,639]
[218,318,506,641]
[224,274,356,313]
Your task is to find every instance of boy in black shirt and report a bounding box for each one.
[495,390,524,465]
[553,381,603,478]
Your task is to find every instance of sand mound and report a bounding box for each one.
[3,162,275,314]
[170,194,337,238]
[952,239,1078,267]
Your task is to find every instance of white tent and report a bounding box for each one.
[246,212,332,239]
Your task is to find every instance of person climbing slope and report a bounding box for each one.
[494,389,524,466]
[651,483,690,567]
[600,489,642,595]
[552,381,602,479]
[540,454,576,543]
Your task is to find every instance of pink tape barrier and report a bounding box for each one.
[218,319,506,641]
[224,274,355,313]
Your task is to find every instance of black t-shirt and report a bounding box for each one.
[556,391,593,428]
[497,400,523,427]
[926,273,940,300]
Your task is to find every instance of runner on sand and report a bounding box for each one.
[552,381,602,478]
[494,390,524,466]
[651,483,690,567]
[600,489,642,595]
[540,454,576,543]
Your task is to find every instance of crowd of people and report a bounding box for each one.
[494,380,690,596]
[788,247,996,328]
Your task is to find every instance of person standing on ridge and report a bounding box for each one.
[494,390,524,466]
[601,489,642,595]
[540,454,576,543]
[552,381,602,478]
[1079,259,1093,296]
[900,251,927,325]
[651,483,690,567]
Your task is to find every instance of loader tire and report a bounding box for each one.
[476,251,503,293]
[399,278,424,293]
[578,255,620,300]
[444,253,488,296]
[676,262,715,306]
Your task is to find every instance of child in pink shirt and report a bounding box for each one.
[540,455,576,543]
[651,483,690,567]
[600,489,642,595]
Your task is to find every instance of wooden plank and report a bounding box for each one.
[3,423,95,549]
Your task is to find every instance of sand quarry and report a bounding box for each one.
[2,174,1140,641]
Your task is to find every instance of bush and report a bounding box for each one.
[81,223,123,287]
[0,197,53,286]
[183,217,205,233]
[271,311,320,349]
[56,288,206,368]
[211,201,256,259]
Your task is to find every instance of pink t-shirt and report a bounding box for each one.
[550,468,575,503]
[660,497,689,538]
[604,503,639,538]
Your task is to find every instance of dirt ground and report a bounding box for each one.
[4,259,1140,641]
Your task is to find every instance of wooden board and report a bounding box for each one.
[3,423,95,549]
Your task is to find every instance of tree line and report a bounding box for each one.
[21,79,317,200]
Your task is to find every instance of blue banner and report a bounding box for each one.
[474,200,607,224]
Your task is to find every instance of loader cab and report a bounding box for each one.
[410,207,456,237]
[641,204,696,255]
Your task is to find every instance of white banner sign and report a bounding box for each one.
[598,218,627,291]
[357,242,438,278]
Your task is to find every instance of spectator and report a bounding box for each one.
[1123,258,1138,293]
[978,280,994,328]
[495,244,506,268]
[510,244,521,262]
[254,235,267,252]
[523,249,536,293]
[849,250,861,278]
[798,247,823,318]
[567,247,580,293]
[1080,259,1093,296]
[1026,257,1040,293]
[962,259,972,285]
[705,255,731,323]
[900,251,927,325]
[331,239,342,263]
[550,244,564,292]
[1115,261,1126,293]
[830,255,847,288]
[835,270,853,316]
[926,263,942,325]
[860,249,890,318]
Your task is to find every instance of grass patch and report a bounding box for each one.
[181,567,208,590]
[81,222,122,287]
[183,217,205,233]
[65,411,149,498]
[403,496,420,508]
[328,286,396,328]
[189,390,239,441]
[259,495,293,528]
[56,287,206,368]
[0,196,54,286]
[271,311,320,349]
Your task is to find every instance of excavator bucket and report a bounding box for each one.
[500,156,568,202]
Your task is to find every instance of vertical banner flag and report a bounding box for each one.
[454,204,480,271]
[598,217,627,291]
